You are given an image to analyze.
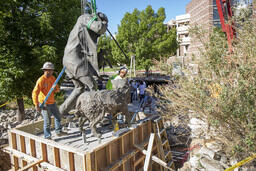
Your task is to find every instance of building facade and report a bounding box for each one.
[167,14,190,66]
[176,14,191,57]
[167,0,249,66]
[185,0,221,58]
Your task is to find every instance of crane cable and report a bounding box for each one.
[84,0,129,62]
[86,0,98,29]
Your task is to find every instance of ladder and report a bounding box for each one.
[152,116,175,171]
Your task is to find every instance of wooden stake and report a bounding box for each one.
[144,133,155,171]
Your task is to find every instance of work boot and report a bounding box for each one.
[56,131,68,137]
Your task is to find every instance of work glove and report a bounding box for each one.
[35,105,41,113]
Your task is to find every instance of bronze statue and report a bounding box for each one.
[59,11,108,116]
[75,80,131,141]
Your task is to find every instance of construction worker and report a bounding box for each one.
[59,8,108,116]
[32,62,67,139]
[105,67,129,129]
[106,67,128,90]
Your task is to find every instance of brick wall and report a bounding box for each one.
[186,0,215,59]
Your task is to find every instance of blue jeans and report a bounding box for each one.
[41,103,62,138]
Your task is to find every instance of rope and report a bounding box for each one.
[91,0,97,14]
[86,15,97,29]
[86,0,98,30]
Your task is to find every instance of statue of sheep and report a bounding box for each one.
[75,79,131,142]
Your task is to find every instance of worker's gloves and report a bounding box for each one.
[97,12,108,24]
[35,105,41,113]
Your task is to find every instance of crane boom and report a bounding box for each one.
[216,0,235,52]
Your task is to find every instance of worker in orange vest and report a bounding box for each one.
[32,62,67,139]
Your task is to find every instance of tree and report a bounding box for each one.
[111,5,177,71]
[159,16,256,158]
[0,0,80,121]
[98,34,115,69]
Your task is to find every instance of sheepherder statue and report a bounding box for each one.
[59,5,108,116]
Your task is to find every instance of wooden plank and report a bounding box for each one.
[86,153,92,171]
[6,147,65,171]
[132,130,135,171]
[154,127,166,171]
[95,150,98,171]
[41,143,47,162]
[11,132,19,170]
[109,142,112,164]
[10,129,84,155]
[107,149,138,171]
[83,155,87,171]
[141,125,144,142]
[17,159,44,171]
[106,145,110,165]
[54,147,61,167]
[20,135,28,167]
[69,152,75,171]
[16,117,69,134]
[134,156,145,166]
[30,139,36,157]
[134,144,174,171]
[148,121,151,136]
[29,139,37,171]
[121,136,125,155]
[144,133,155,171]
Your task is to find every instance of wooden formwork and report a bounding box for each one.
[6,117,164,171]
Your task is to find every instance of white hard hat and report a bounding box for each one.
[119,66,128,73]
[41,62,54,70]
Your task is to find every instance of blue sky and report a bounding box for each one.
[97,0,191,34]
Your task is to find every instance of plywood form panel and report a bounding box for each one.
[110,140,121,163]
[74,153,84,171]
[59,149,70,170]
[95,147,107,170]
[123,132,132,154]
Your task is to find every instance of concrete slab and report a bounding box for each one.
[38,122,116,152]
[37,100,156,153]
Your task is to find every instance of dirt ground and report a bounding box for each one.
[0,148,11,170]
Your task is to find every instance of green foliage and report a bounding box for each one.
[109,5,177,70]
[98,34,116,65]
[0,0,80,102]
[159,17,256,158]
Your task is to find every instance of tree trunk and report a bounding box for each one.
[17,98,25,122]
[145,67,149,77]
